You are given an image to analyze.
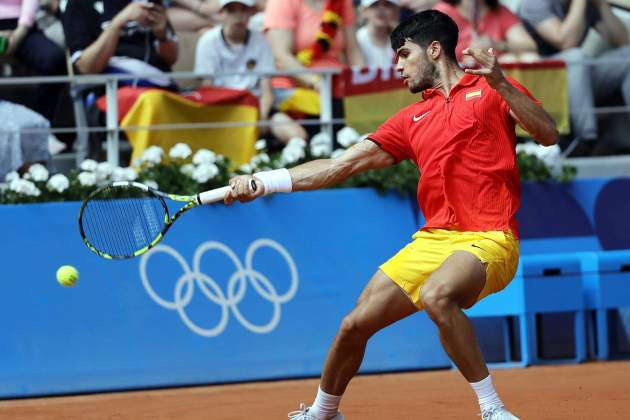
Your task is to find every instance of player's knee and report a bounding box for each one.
[338,314,370,341]
[421,285,455,324]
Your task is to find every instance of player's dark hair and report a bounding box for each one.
[390,10,459,64]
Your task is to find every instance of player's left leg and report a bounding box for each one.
[421,251,519,420]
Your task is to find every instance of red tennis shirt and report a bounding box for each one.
[369,74,541,238]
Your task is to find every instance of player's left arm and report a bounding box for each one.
[463,47,559,146]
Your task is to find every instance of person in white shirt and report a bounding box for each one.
[356,0,401,70]
[195,0,307,145]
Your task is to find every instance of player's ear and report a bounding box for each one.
[427,41,441,60]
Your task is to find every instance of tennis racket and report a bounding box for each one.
[78,180,254,260]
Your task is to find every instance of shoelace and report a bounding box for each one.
[480,405,506,420]
[288,403,314,420]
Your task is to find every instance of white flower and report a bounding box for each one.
[310,131,331,145]
[193,149,217,165]
[337,126,360,148]
[141,146,164,165]
[9,179,40,196]
[180,164,195,177]
[287,137,307,150]
[238,163,253,174]
[516,142,561,166]
[250,153,270,167]
[169,143,192,160]
[28,164,49,182]
[112,167,138,181]
[95,162,113,182]
[255,139,267,151]
[143,180,159,190]
[216,154,225,163]
[311,141,332,157]
[4,171,19,182]
[310,133,332,157]
[80,159,98,172]
[331,149,345,159]
[192,163,219,183]
[281,145,305,165]
[78,171,97,187]
[46,174,70,193]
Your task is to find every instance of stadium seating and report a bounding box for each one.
[468,178,630,365]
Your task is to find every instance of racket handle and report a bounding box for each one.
[198,186,231,204]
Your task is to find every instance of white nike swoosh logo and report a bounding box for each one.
[412,111,431,122]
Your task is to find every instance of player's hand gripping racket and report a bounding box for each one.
[78,180,255,260]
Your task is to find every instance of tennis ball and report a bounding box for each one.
[56,265,79,287]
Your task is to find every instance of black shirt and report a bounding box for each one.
[62,0,171,72]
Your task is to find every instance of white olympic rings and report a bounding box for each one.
[139,239,299,337]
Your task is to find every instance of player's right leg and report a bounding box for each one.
[288,269,418,420]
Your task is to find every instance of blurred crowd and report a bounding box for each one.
[1,0,630,179]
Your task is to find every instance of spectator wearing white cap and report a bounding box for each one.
[195,0,307,145]
[357,0,400,70]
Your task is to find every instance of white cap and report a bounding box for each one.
[220,0,256,8]
[361,0,400,7]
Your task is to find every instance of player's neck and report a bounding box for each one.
[433,62,466,97]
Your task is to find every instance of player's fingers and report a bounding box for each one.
[223,189,234,205]
[235,178,247,198]
[464,68,491,75]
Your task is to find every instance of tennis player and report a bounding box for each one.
[226,10,558,420]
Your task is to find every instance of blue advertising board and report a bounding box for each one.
[0,188,450,398]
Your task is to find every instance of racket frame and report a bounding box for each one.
[78,181,202,260]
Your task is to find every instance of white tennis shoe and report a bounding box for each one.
[480,405,520,420]
[288,403,345,420]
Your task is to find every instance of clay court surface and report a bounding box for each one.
[2,361,629,419]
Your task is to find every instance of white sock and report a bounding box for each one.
[470,375,503,412]
[310,386,342,419]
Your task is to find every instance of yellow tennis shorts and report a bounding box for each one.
[380,229,520,309]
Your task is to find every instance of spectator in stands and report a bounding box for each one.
[264,0,365,140]
[434,0,538,66]
[264,0,365,91]
[167,0,219,33]
[519,0,630,149]
[357,0,401,70]
[61,0,178,89]
[195,0,307,144]
[399,0,437,19]
[0,0,67,122]
[167,0,266,33]
[0,101,50,180]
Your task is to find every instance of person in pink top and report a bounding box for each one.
[0,0,66,122]
[0,0,65,72]
[264,0,365,90]
[433,0,538,65]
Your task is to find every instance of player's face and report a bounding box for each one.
[396,40,436,94]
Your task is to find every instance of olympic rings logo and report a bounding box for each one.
[139,239,299,337]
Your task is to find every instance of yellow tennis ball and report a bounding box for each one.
[56,265,79,287]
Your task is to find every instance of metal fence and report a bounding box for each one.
[0,68,341,167]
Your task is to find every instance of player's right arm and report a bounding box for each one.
[224,140,395,204]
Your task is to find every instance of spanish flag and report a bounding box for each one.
[97,87,260,165]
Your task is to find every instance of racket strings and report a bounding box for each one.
[81,186,167,257]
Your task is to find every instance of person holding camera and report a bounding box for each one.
[62,0,178,87]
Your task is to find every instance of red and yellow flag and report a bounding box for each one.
[97,87,260,165]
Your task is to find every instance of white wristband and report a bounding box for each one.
[254,168,293,196]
